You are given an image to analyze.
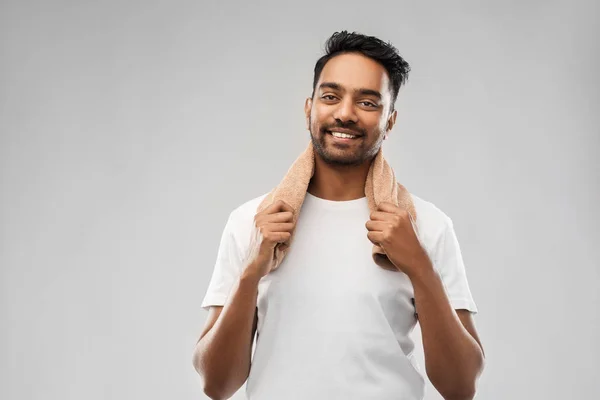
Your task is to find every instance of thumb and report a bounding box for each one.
[276,243,289,252]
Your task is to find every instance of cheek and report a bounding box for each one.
[363,115,386,133]
[310,107,328,129]
[311,104,326,120]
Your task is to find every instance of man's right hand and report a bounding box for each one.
[195,200,295,399]
[245,200,296,279]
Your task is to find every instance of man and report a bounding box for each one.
[193,31,485,400]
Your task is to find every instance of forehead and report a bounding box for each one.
[317,52,391,96]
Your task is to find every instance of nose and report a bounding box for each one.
[332,97,358,124]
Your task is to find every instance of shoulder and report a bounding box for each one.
[409,192,454,250]
[228,191,270,225]
[223,191,270,248]
[410,192,452,227]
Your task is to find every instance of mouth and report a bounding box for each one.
[325,129,364,142]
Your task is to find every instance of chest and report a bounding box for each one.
[256,206,417,335]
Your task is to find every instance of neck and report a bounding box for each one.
[307,154,373,201]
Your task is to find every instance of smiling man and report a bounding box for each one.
[193,31,485,400]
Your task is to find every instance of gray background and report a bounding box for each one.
[1,0,598,399]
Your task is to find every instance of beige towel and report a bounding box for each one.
[255,141,417,271]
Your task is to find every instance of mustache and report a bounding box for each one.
[321,123,365,137]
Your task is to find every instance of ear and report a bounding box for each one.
[384,109,398,139]
[304,97,312,130]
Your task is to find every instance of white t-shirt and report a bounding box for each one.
[201,191,478,400]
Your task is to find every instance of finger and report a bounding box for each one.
[369,210,395,221]
[257,211,294,225]
[273,231,291,243]
[367,231,384,246]
[377,202,401,213]
[261,222,295,232]
[263,231,291,245]
[365,220,388,231]
[277,243,289,252]
[268,199,294,214]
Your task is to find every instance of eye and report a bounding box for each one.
[360,101,377,108]
[322,95,337,100]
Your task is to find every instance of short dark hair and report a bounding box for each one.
[311,31,411,112]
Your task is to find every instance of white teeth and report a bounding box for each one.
[330,131,357,139]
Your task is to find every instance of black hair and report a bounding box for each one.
[311,31,411,112]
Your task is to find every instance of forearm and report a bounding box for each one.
[411,264,484,400]
[193,269,260,399]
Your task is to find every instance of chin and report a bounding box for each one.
[321,150,366,166]
[311,132,367,163]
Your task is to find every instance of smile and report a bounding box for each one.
[327,130,362,140]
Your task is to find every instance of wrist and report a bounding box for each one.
[407,257,437,284]
[240,265,264,286]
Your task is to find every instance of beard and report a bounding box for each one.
[309,116,383,167]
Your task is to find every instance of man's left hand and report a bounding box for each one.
[365,202,433,278]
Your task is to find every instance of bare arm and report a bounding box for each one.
[412,265,485,400]
[193,200,295,399]
[192,269,261,400]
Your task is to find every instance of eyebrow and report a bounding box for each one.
[319,82,382,100]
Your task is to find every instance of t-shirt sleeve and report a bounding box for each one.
[431,217,478,314]
[201,211,246,311]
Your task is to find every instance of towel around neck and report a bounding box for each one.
[254,142,417,272]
